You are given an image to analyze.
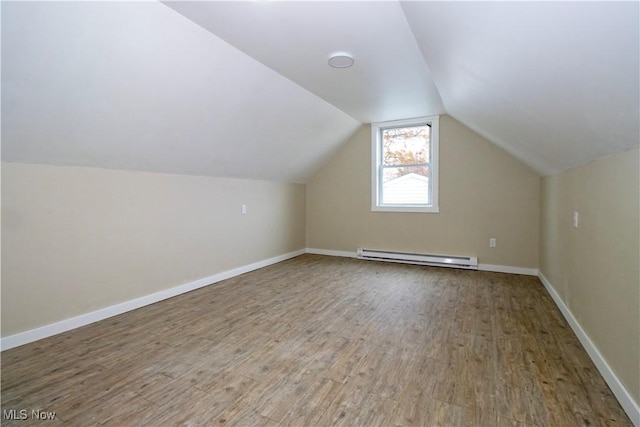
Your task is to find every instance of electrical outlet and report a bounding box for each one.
[241,204,247,215]
[489,238,496,248]
[572,211,579,228]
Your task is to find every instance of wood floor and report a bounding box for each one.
[1,254,631,426]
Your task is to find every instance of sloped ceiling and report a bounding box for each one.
[161,1,445,123]
[2,1,638,182]
[1,1,360,183]
[402,1,639,175]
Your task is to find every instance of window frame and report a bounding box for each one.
[371,115,439,213]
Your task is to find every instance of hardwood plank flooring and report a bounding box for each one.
[1,254,632,426]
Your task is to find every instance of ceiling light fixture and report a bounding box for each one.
[328,52,354,69]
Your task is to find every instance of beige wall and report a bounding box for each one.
[1,162,306,337]
[306,115,540,268]
[540,147,640,404]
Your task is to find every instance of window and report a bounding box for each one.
[371,116,439,212]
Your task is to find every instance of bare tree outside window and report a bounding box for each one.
[382,125,430,181]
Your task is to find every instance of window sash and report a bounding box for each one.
[371,116,439,213]
[377,129,432,207]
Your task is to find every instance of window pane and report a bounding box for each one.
[382,166,430,205]
[382,125,430,166]
[371,116,439,212]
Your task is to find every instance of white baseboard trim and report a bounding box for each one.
[478,263,539,276]
[305,248,357,258]
[305,248,538,276]
[539,272,640,427]
[0,249,305,352]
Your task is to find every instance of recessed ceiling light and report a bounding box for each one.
[328,53,354,69]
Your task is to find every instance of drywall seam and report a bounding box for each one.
[0,249,305,351]
[539,272,640,427]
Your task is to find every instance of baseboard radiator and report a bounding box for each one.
[356,248,478,270]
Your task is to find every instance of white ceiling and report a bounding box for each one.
[162,1,445,123]
[2,1,638,181]
[1,1,360,183]
[402,1,640,175]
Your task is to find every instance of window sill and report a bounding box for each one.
[372,205,440,213]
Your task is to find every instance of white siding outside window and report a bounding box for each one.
[382,173,429,205]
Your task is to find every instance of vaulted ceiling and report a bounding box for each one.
[2,1,638,182]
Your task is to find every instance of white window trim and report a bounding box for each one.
[371,115,439,213]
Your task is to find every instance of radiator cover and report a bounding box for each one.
[356,248,478,270]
